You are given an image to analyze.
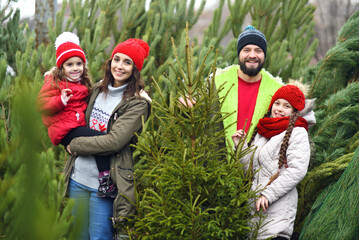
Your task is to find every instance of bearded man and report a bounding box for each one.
[215,25,283,143]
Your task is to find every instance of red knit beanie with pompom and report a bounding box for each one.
[111,38,150,71]
[269,85,305,111]
[55,32,86,68]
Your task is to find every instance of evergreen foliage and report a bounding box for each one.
[306,9,359,102]
[294,9,359,236]
[0,66,76,239]
[125,28,259,240]
[0,7,29,72]
[310,82,359,167]
[299,147,359,240]
[295,151,354,233]
[0,57,13,144]
[0,0,332,238]
[224,0,318,81]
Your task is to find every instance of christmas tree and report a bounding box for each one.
[299,147,359,239]
[123,27,260,239]
[293,9,359,238]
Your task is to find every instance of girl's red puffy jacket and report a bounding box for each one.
[37,75,89,145]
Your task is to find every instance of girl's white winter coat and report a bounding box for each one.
[241,126,310,239]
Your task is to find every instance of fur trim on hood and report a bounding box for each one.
[300,98,316,128]
[286,79,316,128]
[139,90,152,103]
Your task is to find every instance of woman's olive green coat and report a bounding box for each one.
[62,84,151,225]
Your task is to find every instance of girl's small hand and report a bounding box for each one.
[256,196,269,211]
[231,129,246,147]
[61,89,73,104]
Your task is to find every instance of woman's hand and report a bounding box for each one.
[256,195,269,211]
[231,129,246,147]
[66,145,73,155]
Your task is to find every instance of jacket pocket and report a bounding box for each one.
[118,167,134,181]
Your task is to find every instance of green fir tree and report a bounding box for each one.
[0,48,76,240]
[299,146,359,240]
[125,27,259,240]
[0,7,29,72]
[221,0,318,81]
[294,9,359,237]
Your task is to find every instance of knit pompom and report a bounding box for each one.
[269,85,306,111]
[288,79,309,97]
[55,32,80,50]
[244,25,256,31]
[55,32,86,68]
[237,25,267,56]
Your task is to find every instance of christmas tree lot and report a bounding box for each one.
[0,0,358,239]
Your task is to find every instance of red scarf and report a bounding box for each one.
[257,116,308,139]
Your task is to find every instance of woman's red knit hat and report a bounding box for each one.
[111,38,150,71]
[55,32,86,68]
[269,85,305,111]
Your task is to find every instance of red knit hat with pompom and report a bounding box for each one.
[269,85,305,111]
[55,32,86,68]
[111,38,150,71]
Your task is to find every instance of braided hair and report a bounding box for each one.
[277,111,299,169]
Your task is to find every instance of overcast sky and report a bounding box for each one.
[6,0,37,18]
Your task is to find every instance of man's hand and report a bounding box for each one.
[231,129,246,147]
[178,96,196,108]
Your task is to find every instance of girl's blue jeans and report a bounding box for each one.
[68,179,114,240]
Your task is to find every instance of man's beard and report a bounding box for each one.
[239,58,265,76]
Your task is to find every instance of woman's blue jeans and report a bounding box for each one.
[69,179,114,240]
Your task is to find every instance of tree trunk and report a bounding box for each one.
[35,0,57,47]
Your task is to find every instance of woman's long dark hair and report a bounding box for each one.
[247,109,300,169]
[99,59,145,99]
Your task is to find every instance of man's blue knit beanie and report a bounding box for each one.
[237,25,267,57]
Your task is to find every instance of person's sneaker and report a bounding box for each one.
[97,170,118,198]
[114,229,130,240]
[116,234,130,240]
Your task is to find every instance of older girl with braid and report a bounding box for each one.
[232,84,313,240]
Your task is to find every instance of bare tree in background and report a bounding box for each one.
[35,0,57,47]
[313,0,358,61]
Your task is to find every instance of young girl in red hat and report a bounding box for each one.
[232,84,313,240]
[37,32,118,198]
